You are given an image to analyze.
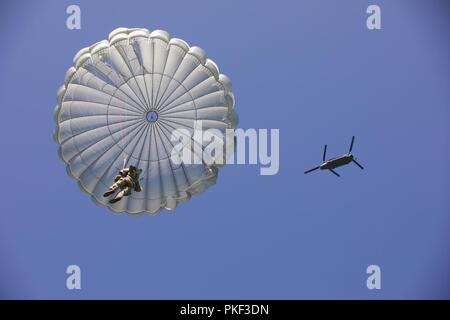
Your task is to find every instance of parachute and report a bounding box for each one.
[54,27,238,214]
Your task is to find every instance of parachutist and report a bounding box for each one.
[103,166,143,204]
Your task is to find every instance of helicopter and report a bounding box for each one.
[304,136,364,177]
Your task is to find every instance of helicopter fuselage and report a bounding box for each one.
[320,154,353,170]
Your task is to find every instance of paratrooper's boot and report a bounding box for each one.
[103,185,117,197]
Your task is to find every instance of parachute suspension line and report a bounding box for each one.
[123,155,128,169]
[121,115,128,169]
[122,121,130,169]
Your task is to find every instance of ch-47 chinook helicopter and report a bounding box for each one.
[304,136,364,177]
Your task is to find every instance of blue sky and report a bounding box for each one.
[0,0,449,299]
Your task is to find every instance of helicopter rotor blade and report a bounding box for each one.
[349,136,355,153]
[304,166,320,174]
[323,145,327,162]
[352,159,364,170]
[329,169,340,177]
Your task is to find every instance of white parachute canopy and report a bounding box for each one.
[54,28,237,214]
